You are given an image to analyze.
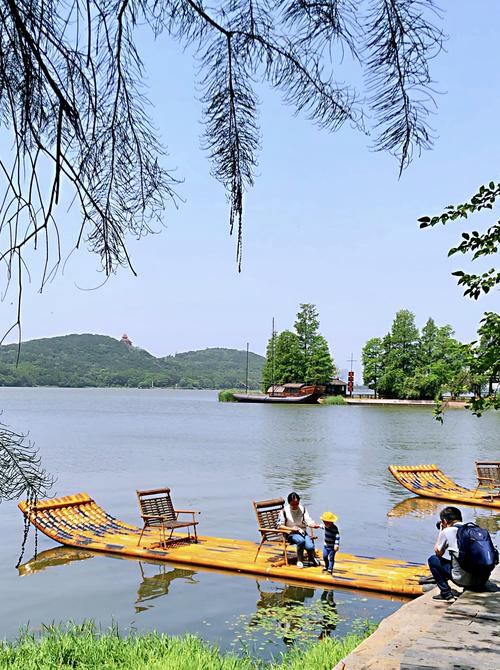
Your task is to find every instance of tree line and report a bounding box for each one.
[362,309,498,405]
[0,335,264,390]
[261,304,335,390]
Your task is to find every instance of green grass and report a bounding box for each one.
[0,623,373,669]
[321,395,346,405]
[218,389,238,402]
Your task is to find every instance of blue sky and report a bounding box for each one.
[2,2,499,379]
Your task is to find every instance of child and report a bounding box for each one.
[320,511,340,574]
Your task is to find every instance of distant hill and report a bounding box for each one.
[0,335,264,389]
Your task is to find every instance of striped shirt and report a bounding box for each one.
[321,523,340,548]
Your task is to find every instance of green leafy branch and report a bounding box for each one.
[418,182,500,299]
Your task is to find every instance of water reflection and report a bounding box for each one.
[474,513,500,535]
[135,562,198,613]
[260,408,328,498]
[387,497,443,518]
[318,590,338,640]
[387,497,500,533]
[251,581,337,646]
[18,547,94,576]
[18,548,199,614]
[255,580,316,609]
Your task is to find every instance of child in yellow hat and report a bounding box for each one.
[319,511,340,574]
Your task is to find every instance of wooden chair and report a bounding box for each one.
[136,487,199,547]
[474,462,500,500]
[253,497,292,565]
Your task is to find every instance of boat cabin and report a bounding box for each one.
[267,383,325,397]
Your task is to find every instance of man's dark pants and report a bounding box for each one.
[428,554,453,596]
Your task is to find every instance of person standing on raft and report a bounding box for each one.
[319,511,340,574]
[278,491,320,568]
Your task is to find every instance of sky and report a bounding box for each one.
[2,2,499,380]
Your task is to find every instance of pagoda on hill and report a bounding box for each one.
[120,333,133,346]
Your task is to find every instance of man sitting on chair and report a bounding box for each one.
[278,491,320,568]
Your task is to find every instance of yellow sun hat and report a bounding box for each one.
[320,511,338,523]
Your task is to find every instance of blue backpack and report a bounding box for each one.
[456,522,499,576]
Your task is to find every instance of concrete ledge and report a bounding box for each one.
[333,565,500,670]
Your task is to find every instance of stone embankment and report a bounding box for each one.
[344,398,466,409]
[333,565,500,670]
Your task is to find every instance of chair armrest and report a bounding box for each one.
[258,527,289,535]
[141,514,171,521]
[174,509,201,515]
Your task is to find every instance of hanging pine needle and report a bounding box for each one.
[0,423,55,566]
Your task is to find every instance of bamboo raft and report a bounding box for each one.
[19,493,428,596]
[389,464,500,509]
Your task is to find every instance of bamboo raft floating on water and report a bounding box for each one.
[19,493,428,596]
[389,464,500,509]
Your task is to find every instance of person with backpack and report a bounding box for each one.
[278,491,320,568]
[428,506,498,602]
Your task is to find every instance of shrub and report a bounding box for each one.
[218,389,238,402]
[321,395,346,405]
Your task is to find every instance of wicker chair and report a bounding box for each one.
[253,497,292,565]
[136,487,199,547]
[474,462,500,500]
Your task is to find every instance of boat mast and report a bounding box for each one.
[271,317,275,394]
[245,342,249,394]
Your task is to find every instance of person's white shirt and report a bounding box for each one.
[278,504,314,531]
[435,522,462,559]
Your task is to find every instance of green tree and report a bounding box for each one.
[378,310,419,398]
[362,337,383,397]
[261,330,278,391]
[306,335,335,384]
[294,304,335,383]
[294,304,320,365]
[387,310,420,374]
[468,312,500,414]
[262,305,335,387]
[411,319,468,399]
[274,331,303,384]
[420,184,500,414]
[364,312,470,401]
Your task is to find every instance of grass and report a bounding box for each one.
[321,395,346,405]
[218,389,238,402]
[0,622,374,669]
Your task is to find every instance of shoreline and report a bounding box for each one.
[344,398,467,408]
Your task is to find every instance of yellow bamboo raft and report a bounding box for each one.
[389,464,500,509]
[19,493,428,596]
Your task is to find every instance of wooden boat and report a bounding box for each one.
[233,383,324,404]
[388,464,500,509]
[19,493,428,596]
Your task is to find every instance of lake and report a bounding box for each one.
[0,388,499,658]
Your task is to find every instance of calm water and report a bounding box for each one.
[1,389,499,658]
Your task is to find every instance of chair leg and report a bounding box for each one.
[254,537,266,562]
[282,538,288,566]
[137,524,146,547]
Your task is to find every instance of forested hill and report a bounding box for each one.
[0,335,264,389]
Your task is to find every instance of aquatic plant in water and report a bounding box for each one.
[229,595,342,649]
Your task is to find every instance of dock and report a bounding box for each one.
[333,564,500,669]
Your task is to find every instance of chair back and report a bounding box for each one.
[253,498,285,541]
[475,462,500,487]
[137,488,176,525]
